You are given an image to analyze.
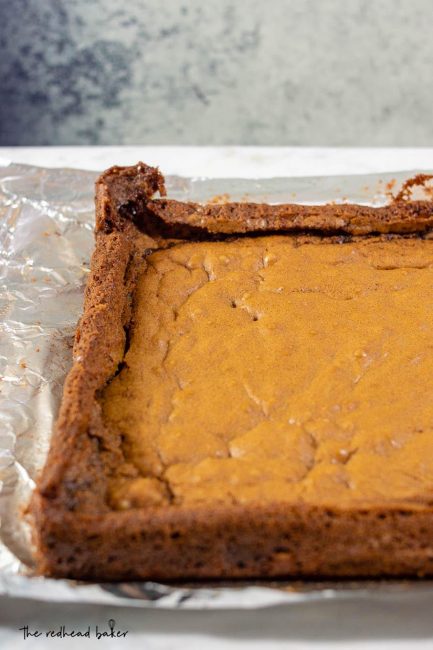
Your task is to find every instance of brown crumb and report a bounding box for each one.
[207,193,231,204]
[395,174,433,202]
[384,179,397,201]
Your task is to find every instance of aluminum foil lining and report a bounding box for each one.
[1,162,433,609]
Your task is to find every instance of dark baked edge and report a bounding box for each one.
[30,163,433,580]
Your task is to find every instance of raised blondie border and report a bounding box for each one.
[30,163,433,580]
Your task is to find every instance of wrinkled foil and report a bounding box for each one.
[1,162,433,609]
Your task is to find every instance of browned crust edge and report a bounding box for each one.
[30,164,433,580]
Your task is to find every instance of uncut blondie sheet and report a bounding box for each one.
[2,159,432,597]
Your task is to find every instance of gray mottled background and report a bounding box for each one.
[1,0,432,146]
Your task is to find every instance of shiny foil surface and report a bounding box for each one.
[1,162,433,608]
